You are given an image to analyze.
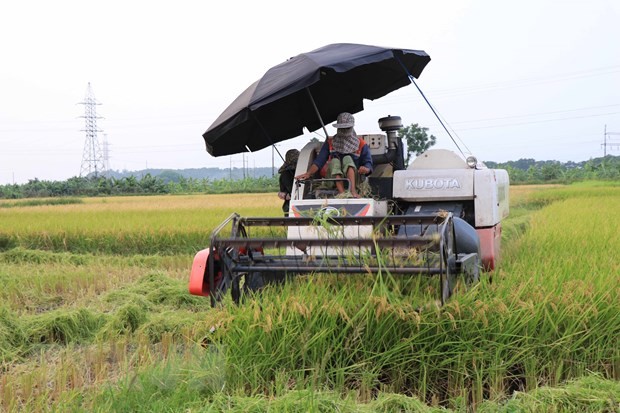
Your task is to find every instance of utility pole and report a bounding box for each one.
[102,133,110,174]
[602,125,620,156]
[79,83,105,178]
[271,144,281,177]
[242,153,247,179]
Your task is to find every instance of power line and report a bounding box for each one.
[448,111,620,132]
[374,64,620,106]
[444,103,620,125]
[429,65,620,98]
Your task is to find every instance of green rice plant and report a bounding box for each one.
[92,345,447,413]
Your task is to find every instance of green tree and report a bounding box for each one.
[540,162,563,181]
[504,165,527,184]
[399,123,437,166]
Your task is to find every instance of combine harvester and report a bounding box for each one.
[189,44,509,307]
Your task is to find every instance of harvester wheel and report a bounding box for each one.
[458,253,481,291]
[465,256,481,286]
[231,275,241,305]
[243,271,290,298]
[244,272,266,293]
[441,253,457,305]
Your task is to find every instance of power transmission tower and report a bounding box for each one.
[79,83,105,177]
[602,125,620,156]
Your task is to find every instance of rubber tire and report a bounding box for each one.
[244,272,266,293]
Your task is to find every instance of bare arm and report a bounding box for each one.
[295,163,319,180]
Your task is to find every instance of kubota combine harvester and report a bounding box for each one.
[189,43,509,307]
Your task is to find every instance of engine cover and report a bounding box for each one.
[393,169,475,201]
[393,149,509,228]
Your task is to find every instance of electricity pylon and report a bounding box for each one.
[79,82,105,177]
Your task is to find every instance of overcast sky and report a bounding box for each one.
[1,0,619,184]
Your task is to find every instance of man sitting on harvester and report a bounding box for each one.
[295,112,372,198]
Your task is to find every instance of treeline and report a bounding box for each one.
[2,155,620,199]
[0,174,279,199]
[485,155,620,184]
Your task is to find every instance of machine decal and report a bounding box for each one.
[319,206,340,217]
[405,178,461,190]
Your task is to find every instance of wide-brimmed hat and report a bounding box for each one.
[332,112,355,128]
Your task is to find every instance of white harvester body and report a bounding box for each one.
[288,124,509,271]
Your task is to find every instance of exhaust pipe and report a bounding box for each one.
[372,115,405,170]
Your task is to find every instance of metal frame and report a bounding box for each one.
[199,212,479,307]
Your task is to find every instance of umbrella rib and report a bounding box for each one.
[249,111,285,161]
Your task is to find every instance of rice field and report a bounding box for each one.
[0,183,619,412]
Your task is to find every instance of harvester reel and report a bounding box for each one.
[192,212,480,307]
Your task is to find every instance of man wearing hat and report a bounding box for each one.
[278,149,299,216]
[296,112,372,198]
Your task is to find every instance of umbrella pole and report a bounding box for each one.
[305,88,329,139]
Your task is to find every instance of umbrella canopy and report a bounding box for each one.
[204,43,431,156]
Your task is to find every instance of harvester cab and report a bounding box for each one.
[190,113,510,307]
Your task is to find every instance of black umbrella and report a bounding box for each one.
[203,43,431,157]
